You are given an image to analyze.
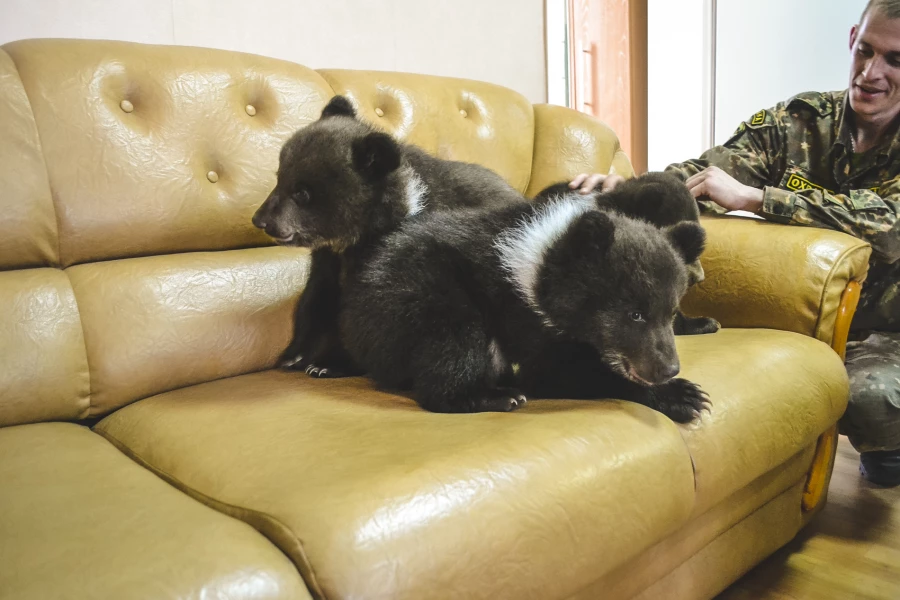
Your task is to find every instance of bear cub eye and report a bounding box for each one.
[292,189,311,205]
[629,311,645,323]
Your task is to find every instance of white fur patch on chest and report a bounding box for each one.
[404,169,428,216]
[494,194,595,321]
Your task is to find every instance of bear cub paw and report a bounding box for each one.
[280,351,362,379]
[650,378,711,423]
[469,388,528,413]
[674,314,721,336]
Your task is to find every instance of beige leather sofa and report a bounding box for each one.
[0,39,872,600]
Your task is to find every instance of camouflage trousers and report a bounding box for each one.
[840,331,900,453]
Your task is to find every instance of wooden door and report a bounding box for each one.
[568,0,647,174]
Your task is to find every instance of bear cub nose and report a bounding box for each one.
[661,362,680,381]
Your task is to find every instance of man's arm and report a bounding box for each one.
[760,177,900,263]
[664,108,783,214]
[663,104,899,262]
[565,109,779,203]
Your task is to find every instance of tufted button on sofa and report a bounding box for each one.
[0,39,871,600]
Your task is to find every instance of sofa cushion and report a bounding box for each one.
[67,246,308,417]
[682,216,872,347]
[525,103,635,198]
[3,38,334,266]
[674,329,848,516]
[0,269,90,427]
[581,442,817,599]
[95,327,849,600]
[319,69,535,193]
[0,422,311,600]
[95,371,697,600]
[0,49,57,270]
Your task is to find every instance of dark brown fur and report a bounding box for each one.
[252,96,523,376]
[340,196,711,421]
[533,172,720,335]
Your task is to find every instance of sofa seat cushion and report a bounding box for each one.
[673,329,849,517]
[95,372,698,600]
[577,442,818,599]
[0,423,311,600]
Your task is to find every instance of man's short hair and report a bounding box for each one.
[861,0,900,23]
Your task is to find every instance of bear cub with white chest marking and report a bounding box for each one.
[340,189,711,422]
[252,95,523,377]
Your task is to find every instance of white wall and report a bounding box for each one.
[714,0,867,145]
[545,0,569,107]
[0,0,547,104]
[647,0,711,172]
[649,0,868,170]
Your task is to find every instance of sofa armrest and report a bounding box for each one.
[682,215,872,353]
[525,104,634,198]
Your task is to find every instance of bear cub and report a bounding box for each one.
[340,190,711,422]
[534,172,720,335]
[252,95,523,377]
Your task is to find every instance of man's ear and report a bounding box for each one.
[850,24,859,51]
[352,132,401,181]
[321,95,356,119]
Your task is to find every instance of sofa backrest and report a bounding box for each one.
[0,38,632,427]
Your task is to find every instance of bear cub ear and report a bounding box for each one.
[352,132,402,181]
[665,221,706,265]
[558,210,616,260]
[321,95,357,119]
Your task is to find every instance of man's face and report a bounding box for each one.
[849,10,900,127]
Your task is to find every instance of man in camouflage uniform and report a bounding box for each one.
[572,0,900,486]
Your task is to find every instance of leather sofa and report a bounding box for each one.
[0,39,872,600]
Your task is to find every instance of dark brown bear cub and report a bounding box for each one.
[340,194,711,422]
[252,95,523,377]
[533,172,720,335]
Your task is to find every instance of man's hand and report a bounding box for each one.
[569,173,625,194]
[684,166,764,212]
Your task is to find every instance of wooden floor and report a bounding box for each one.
[717,436,900,600]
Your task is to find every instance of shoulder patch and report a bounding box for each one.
[741,108,776,130]
[786,91,833,117]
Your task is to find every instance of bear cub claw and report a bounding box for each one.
[280,351,360,379]
[650,378,711,423]
[471,388,528,412]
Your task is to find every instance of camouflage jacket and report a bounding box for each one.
[664,90,900,332]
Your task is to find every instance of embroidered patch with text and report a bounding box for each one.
[785,173,830,193]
